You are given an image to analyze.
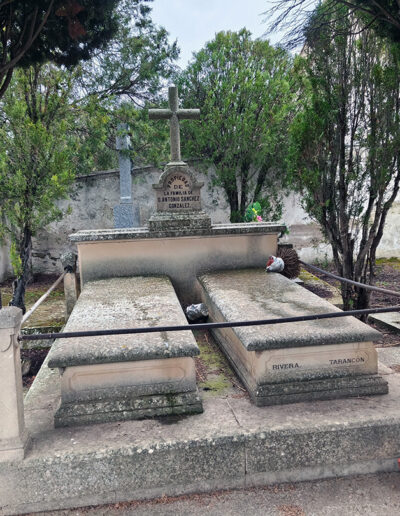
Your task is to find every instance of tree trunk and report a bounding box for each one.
[239,160,250,217]
[10,226,32,313]
[224,181,240,222]
[353,257,371,314]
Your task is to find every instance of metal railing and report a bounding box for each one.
[16,261,400,342]
[301,260,400,298]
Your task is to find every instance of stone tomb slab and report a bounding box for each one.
[47,276,202,426]
[198,269,388,405]
[369,311,400,334]
[70,222,285,307]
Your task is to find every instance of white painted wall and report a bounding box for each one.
[280,193,400,262]
[376,200,400,258]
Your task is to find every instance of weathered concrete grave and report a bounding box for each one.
[47,276,202,427]
[198,269,388,405]
[70,86,285,306]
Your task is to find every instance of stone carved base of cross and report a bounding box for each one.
[149,162,211,233]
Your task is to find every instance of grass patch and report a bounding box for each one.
[376,257,400,270]
[201,376,231,393]
[298,269,324,282]
[193,329,245,396]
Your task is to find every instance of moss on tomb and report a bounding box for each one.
[298,270,323,283]
[299,268,342,306]
[193,329,246,398]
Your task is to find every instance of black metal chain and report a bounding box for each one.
[18,305,400,342]
[17,260,400,342]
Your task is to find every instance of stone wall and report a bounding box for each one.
[0,163,399,281]
[0,242,13,283]
[31,163,230,276]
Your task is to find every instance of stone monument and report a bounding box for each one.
[69,86,285,305]
[148,85,211,231]
[113,124,140,228]
[48,276,203,426]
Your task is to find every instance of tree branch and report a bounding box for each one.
[1,0,55,75]
[0,66,13,97]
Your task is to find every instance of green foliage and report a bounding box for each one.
[0,0,126,98]
[74,0,178,169]
[17,0,121,67]
[0,65,77,242]
[177,30,295,222]
[287,3,400,309]
[80,0,179,103]
[103,101,170,169]
[9,242,22,278]
[244,202,262,222]
[0,64,88,308]
[341,1,400,43]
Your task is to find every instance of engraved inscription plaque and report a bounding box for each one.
[153,163,204,213]
[260,342,377,383]
[157,172,201,212]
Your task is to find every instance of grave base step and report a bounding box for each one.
[222,344,388,405]
[55,390,203,427]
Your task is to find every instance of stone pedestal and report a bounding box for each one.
[149,211,211,232]
[0,307,29,461]
[149,161,211,232]
[113,203,140,228]
[199,269,388,405]
[48,276,203,427]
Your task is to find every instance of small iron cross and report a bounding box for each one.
[149,85,200,162]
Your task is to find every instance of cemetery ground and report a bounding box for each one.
[2,257,400,399]
[3,259,400,514]
[301,258,400,349]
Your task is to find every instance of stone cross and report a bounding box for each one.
[149,85,200,162]
[113,124,140,228]
[116,124,132,204]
